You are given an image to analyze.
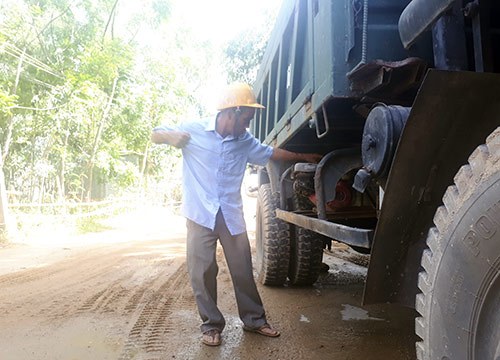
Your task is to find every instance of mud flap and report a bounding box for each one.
[363,69,500,306]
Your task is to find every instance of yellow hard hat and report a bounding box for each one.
[216,82,265,111]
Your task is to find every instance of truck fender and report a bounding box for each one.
[364,70,500,307]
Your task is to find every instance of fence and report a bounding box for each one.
[9,198,135,217]
[7,197,142,239]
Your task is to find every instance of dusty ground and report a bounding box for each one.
[0,204,418,360]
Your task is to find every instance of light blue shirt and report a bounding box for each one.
[154,115,273,235]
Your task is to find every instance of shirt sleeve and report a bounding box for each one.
[153,123,184,132]
[154,118,203,133]
[247,136,274,166]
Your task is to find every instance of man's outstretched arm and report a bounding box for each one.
[270,148,322,163]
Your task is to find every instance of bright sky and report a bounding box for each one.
[115,0,282,46]
[167,0,283,114]
[172,0,283,45]
[116,0,283,115]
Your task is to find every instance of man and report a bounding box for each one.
[151,83,322,346]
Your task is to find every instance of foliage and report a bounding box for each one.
[0,91,17,117]
[76,214,113,234]
[222,7,278,84]
[223,28,268,84]
[0,0,214,205]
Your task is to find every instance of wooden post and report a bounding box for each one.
[0,148,10,240]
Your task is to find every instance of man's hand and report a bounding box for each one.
[168,131,191,148]
[151,130,191,148]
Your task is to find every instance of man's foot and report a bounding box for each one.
[243,323,280,337]
[202,329,221,346]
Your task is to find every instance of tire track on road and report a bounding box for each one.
[119,261,195,360]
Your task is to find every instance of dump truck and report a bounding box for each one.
[251,0,500,359]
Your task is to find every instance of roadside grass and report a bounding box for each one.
[0,229,8,246]
[4,196,183,245]
[76,215,113,234]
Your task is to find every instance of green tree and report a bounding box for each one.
[0,0,221,209]
[222,7,278,84]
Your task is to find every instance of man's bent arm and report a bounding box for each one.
[151,129,191,148]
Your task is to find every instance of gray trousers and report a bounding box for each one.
[186,210,267,333]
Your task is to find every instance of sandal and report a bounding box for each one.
[243,323,280,337]
[202,329,221,346]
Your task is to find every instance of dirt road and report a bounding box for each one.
[0,207,417,360]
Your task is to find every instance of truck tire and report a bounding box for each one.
[288,226,324,286]
[288,194,324,286]
[255,184,290,286]
[416,127,500,360]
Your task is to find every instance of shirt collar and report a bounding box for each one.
[204,114,248,140]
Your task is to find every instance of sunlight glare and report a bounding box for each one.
[173,0,283,44]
